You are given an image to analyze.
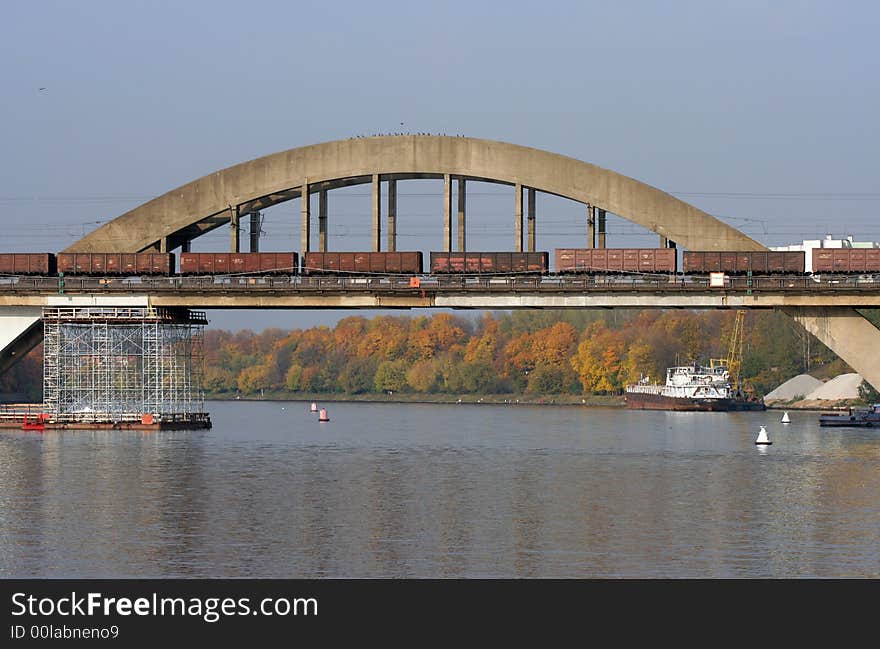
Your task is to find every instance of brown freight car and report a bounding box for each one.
[303,252,422,275]
[812,248,880,273]
[682,251,804,275]
[430,252,548,274]
[555,248,676,274]
[179,252,298,275]
[56,253,174,275]
[0,253,56,275]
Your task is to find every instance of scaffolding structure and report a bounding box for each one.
[42,307,208,425]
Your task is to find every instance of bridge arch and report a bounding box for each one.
[66,135,765,254]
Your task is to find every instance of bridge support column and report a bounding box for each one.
[457,178,466,251]
[597,208,607,248]
[660,235,668,248]
[781,306,880,392]
[0,307,42,376]
[443,174,452,252]
[587,204,595,248]
[372,174,381,252]
[515,183,523,253]
[249,212,260,252]
[387,180,396,252]
[301,179,310,254]
[230,207,240,253]
[527,188,536,253]
[318,189,328,252]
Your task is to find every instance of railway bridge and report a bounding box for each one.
[1,135,879,394]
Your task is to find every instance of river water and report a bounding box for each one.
[1,400,878,578]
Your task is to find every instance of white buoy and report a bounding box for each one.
[755,425,772,445]
[781,411,790,424]
[318,408,329,422]
[310,402,318,412]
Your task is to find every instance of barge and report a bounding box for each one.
[0,405,211,431]
[625,362,765,412]
[818,404,880,427]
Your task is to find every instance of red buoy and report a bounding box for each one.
[318,408,329,422]
[310,402,318,412]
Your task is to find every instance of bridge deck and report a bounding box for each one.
[1,275,879,308]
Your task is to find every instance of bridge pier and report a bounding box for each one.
[0,307,42,377]
[781,306,880,392]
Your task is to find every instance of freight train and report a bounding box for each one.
[1,248,878,277]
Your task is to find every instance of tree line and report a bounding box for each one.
[200,309,851,398]
[4,309,873,402]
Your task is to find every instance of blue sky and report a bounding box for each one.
[2,1,878,330]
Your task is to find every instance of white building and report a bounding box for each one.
[770,234,879,272]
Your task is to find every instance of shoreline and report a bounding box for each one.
[207,393,627,407]
[209,393,873,412]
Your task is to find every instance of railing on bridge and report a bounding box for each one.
[0,273,879,295]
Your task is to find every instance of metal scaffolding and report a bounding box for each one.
[42,307,206,422]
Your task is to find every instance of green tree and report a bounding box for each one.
[374,360,408,392]
[339,358,378,394]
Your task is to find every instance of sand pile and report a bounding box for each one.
[803,373,863,400]
[764,374,823,402]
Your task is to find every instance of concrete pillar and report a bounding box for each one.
[0,307,42,376]
[372,174,381,252]
[230,207,240,253]
[387,179,397,252]
[159,237,169,253]
[515,183,523,253]
[597,208,607,248]
[249,213,260,252]
[318,189,328,252]
[781,306,880,391]
[457,177,466,252]
[301,179,310,254]
[527,188,536,253]
[660,235,668,248]
[443,174,452,252]
[587,204,595,248]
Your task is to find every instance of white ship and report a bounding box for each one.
[625,361,765,411]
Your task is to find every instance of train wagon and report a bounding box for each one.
[429,252,548,274]
[179,252,298,275]
[682,251,805,275]
[812,248,880,273]
[56,253,175,275]
[302,252,423,275]
[0,253,56,275]
[555,248,676,274]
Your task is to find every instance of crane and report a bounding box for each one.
[710,310,745,391]
[726,310,745,392]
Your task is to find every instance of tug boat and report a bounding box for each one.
[818,404,880,427]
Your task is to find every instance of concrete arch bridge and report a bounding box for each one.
[0,135,877,390]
